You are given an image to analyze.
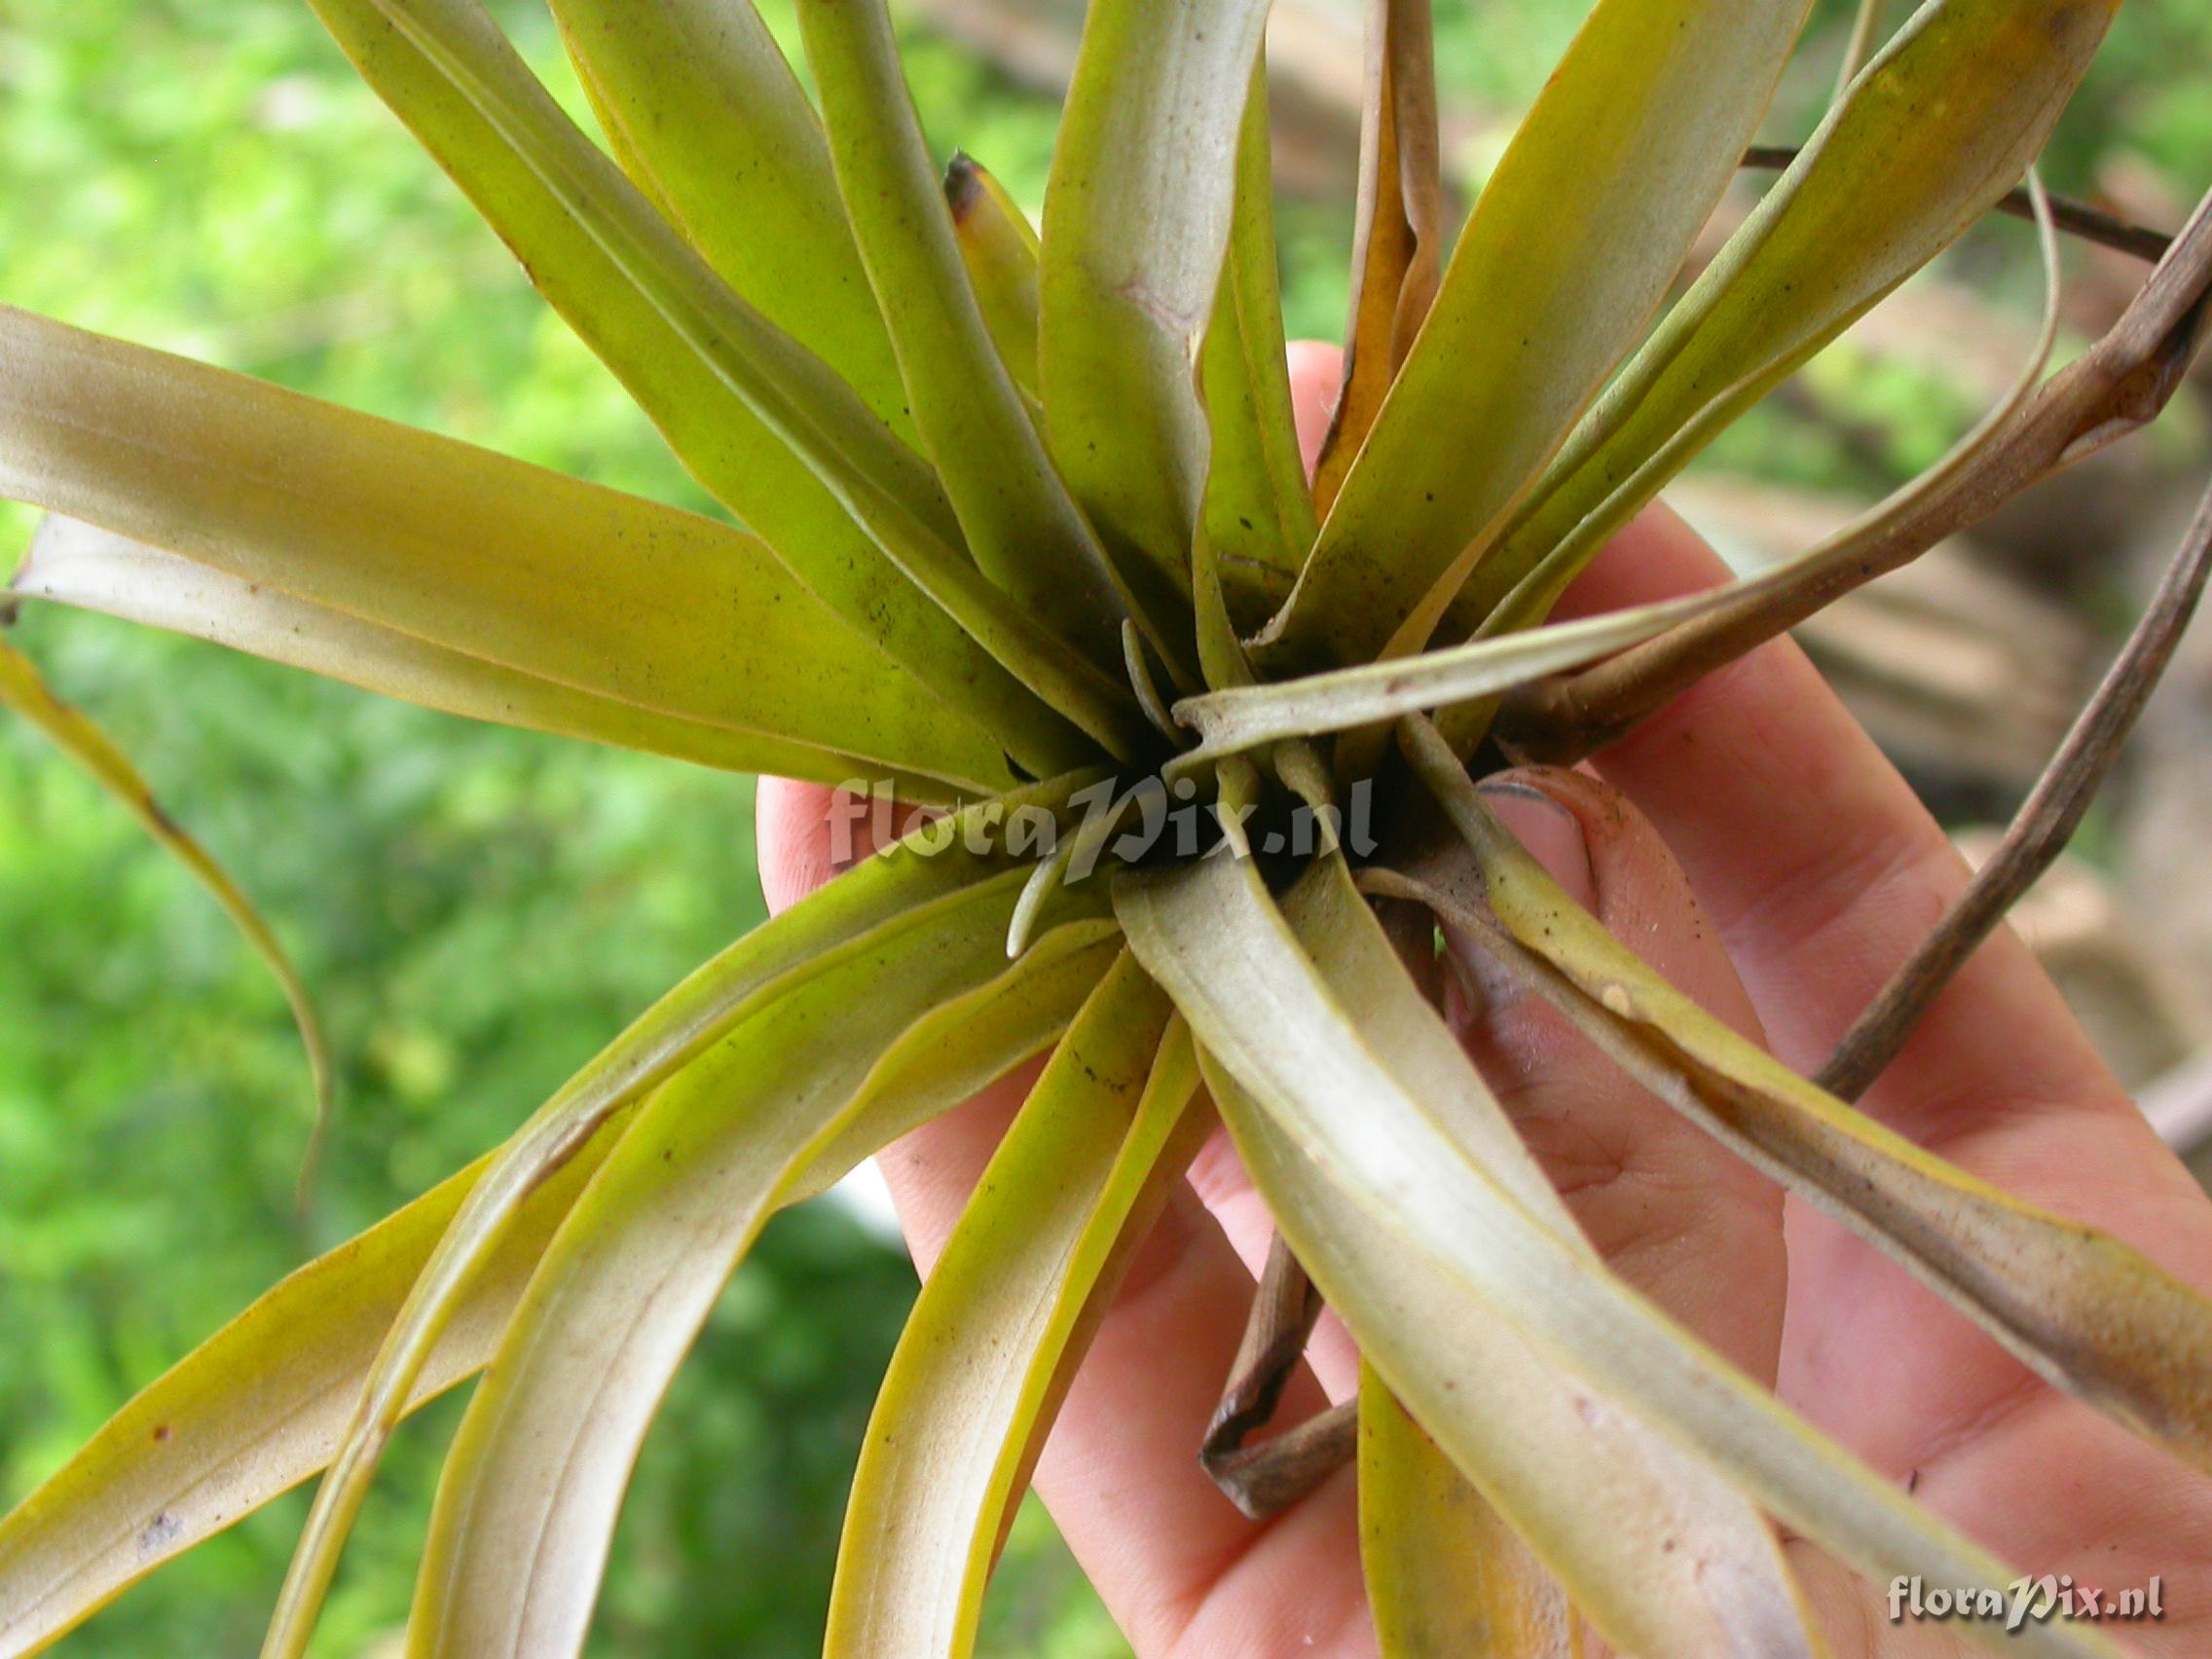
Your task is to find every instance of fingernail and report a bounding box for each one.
[1477,778,1594,911]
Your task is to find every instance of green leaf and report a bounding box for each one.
[1455,0,2120,632]
[797,0,1134,669]
[0,634,333,1186]
[545,0,915,442]
[1120,848,2127,1659]
[313,0,946,535]
[1358,1364,1574,1659]
[1210,1059,1827,1657]
[402,903,1121,1659]
[1176,577,1747,762]
[945,156,1043,403]
[1039,0,1272,647]
[258,774,1110,1657]
[1309,0,1444,519]
[783,925,1128,1208]
[1399,719,2212,1477]
[310,0,1143,769]
[0,1119,629,1659]
[0,307,1022,795]
[1258,0,1813,673]
[1199,67,1316,638]
[825,958,1201,1659]
[12,519,979,807]
[17,517,962,799]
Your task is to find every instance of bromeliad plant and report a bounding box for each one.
[5,0,2212,1653]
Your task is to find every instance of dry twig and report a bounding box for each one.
[1741,146,2173,264]
[1818,469,2212,1098]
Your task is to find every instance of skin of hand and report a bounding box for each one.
[756,343,2212,1657]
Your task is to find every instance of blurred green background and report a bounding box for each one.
[2,1,2208,1653]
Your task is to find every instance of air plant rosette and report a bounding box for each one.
[3,0,2212,1654]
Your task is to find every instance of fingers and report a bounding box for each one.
[1554,506,2212,1474]
[1453,768,1788,1384]
[1554,506,2139,1148]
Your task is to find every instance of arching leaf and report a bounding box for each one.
[1120,847,2121,1659]
[0,915,1117,1659]
[0,1126,622,1659]
[1456,0,2120,631]
[1399,722,2212,1478]
[0,309,1019,795]
[798,0,1133,668]
[256,774,1110,1657]
[1271,854,1823,1657]
[1039,0,1272,648]
[546,0,914,441]
[825,960,1200,1659]
[399,901,1119,1659]
[310,0,1137,769]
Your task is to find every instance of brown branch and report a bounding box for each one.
[1741,146,2174,264]
[1817,468,2212,1099]
[1501,181,2212,766]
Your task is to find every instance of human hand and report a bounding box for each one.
[757,343,2212,1656]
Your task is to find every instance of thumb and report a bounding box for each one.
[1449,765,1788,1385]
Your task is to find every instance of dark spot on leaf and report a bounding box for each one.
[138,1511,183,1559]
